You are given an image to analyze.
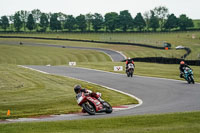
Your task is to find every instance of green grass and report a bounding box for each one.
[0,44,111,65]
[0,38,187,59]
[1,111,200,133]
[0,64,137,119]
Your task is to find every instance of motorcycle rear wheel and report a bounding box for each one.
[82,102,96,115]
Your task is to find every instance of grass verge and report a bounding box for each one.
[1,111,200,133]
[0,43,111,65]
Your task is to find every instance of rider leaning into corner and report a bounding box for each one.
[125,57,135,72]
[74,85,105,103]
[179,61,191,78]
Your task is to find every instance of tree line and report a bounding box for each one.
[0,6,195,32]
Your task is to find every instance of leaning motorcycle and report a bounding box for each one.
[184,67,195,84]
[126,63,134,77]
[76,92,112,115]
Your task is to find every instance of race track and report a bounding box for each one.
[1,40,199,123]
[4,65,199,123]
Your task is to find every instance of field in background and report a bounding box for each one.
[0,38,186,59]
[0,31,200,59]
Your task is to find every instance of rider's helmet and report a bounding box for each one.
[128,57,131,60]
[180,61,185,65]
[74,85,81,94]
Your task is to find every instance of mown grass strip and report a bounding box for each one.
[0,44,111,65]
[1,111,200,133]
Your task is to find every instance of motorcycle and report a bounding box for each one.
[126,63,134,77]
[183,67,195,84]
[76,92,112,115]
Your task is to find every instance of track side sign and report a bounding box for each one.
[114,66,123,71]
[69,62,76,66]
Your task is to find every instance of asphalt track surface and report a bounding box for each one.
[3,65,199,123]
[0,41,125,62]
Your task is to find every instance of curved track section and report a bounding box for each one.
[4,65,198,123]
[0,41,125,62]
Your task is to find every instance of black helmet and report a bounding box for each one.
[74,85,81,94]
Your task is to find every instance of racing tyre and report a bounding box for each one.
[191,76,195,84]
[103,101,113,114]
[82,102,95,115]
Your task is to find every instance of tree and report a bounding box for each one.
[85,13,93,31]
[92,13,104,32]
[104,12,119,32]
[14,12,23,31]
[134,13,146,31]
[39,13,49,32]
[164,14,178,31]
[50,13,61,31]
[149,11,159,31]
[57,12,66,31]
[178,14,194,30]
[0,19,1,28]
[76,14,87,32]
[9,15,14,31]
[1,16,9,31]
[26,14,35,31]
[64,15,76,31]
[17,10,29,31]
[31,9,41,31]
[153,6,169,31]
[143,11,151,31]
[118,10,133,32]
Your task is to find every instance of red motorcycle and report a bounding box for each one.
[76,92,112,115]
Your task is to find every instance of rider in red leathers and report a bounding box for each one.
[74,85,104,103]
[125,57,135,72]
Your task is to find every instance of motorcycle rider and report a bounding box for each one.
[179,61,191,78]
[125,57,135,72]
[74,84,104,103]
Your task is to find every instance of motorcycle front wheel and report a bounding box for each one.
[82,102,96,115]
[190,76,195,84]
[103,101,113,114]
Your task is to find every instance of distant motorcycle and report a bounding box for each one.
[183,67,195,84]
[76,92,112,115]
[126,63,134,77]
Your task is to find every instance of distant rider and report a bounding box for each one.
[125,57,135,72]
[74,85,104,103]
[179,61,191,78]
